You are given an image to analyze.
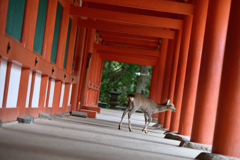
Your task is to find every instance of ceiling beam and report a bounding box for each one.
[99,52,157,66]
[82,0,194,15]
[94,44,159,57]
[70,6,183,29]
[78,19,175,39]
[102,36,159,47]
[99,31,160,42]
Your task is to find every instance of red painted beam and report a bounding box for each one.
[99,30,160,41]
[102,36,159,47]
[103,41,157,51]
[77,19,175,39]
[94,44,159,57]
[70,6,183,29]
[82,0,194,15]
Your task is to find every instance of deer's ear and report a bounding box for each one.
[166,99,170,104]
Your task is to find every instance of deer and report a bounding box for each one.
[118,93,176,133]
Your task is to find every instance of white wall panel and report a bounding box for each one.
[6,64,21,108]
[0,59,7,108]
[68,84,72,105]
[48,79,55,107]
[25,71,32,108]
[44,77,49,107]
[31,73,41,108]
[59,82,65,107]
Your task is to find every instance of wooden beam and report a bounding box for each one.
[99,52,157,66]
[99,30,160,41]
[77,19,175,39]
[103,41,157,51]
[70,6,183,29]
[94,44,159,57]
[102,36,159,46]
[82,0,194,15]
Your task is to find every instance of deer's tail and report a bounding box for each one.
[127,94,135,102]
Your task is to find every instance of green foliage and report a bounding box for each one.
[99,61,152,107]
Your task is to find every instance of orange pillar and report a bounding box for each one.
[190,0,231,145]
[169,15,193,132]
[178,0,209,136]
[71,27,87,111]
[157,39,174,124]
[211,1,240,157]
[164,30,182,129]
[0,0,8,35]
[81,28,95,106]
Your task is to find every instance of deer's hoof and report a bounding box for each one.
[129,128,132,132]
[118,125,121,130]
[142,128,147,133]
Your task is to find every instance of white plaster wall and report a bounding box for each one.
[25,71,32,108]
[6,63,21,108]
[68,84,72,105]
[31,73,41,108]
[48,79,55,107]
[0,59,7,108]
[59,82,65,107]
[44,77,49,107]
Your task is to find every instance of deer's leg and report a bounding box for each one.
[142,112,152,133]
[142,112,148,132]
[128,106,138,132]
[118,107,130,130]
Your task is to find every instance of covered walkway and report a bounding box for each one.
[0,109,203,160]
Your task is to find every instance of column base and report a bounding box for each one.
[0,119,2,129]
[53,114,63,118]
[179,140,211,152]
[196,152,240,160]
[17,114,34,124]
[71,111,87,118]
[164,133,190,141]
[62,112,70,117]
[39,112,52,120]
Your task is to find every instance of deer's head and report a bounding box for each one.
[166,99,176,112]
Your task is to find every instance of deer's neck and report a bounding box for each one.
[156,104,168,112]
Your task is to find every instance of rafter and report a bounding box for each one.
[77,19,175,39]
[70,6,183,29]
[82,0,194,15]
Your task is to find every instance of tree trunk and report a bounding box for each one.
[136,65,149,95]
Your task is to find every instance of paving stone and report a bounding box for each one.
[196,152,240,160]
[53,114,63,118]
[17,114,34,124]
[180,140,212,152]
[39,112,52,120]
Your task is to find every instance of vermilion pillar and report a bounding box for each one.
[211,0,239,158]
[178,0,209,136]
[190,0,231,145]
[71,27,86,111]
[164,30,182,129]
[157,39,174,124]
[169,15,193,132]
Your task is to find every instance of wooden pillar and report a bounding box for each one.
[164,30,182,129]
[157,39,174,124]
[169,15,193,132]
[41,0,57,62]
[38,75,48,112]
[17,0,39,115]
[178,0,209,136]
[0,0,9,34]
[81,28,95,106]
[71,27,87,111]
[211,0,240,157]
[190,0,231,145]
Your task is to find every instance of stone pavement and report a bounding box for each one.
[0,108,204,160]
